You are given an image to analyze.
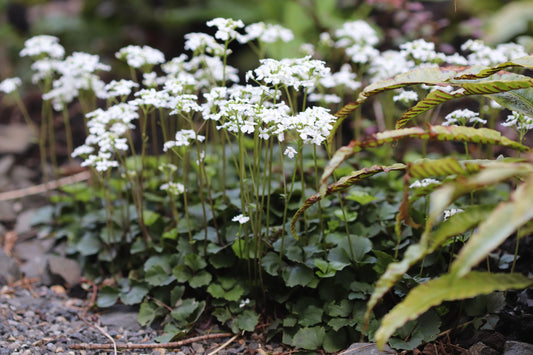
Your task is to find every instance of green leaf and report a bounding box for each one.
[323,329,348,353]
[172,264,192,283]
[231,309,259,332]
[298,305,323,326]
[138,301,160,326]
[189,270,212,288]
[120,283,149,305]
[262,252,281,276]
[345,189,379,205]
[283,265,315,287]
[327,299,353,318]
[170,285,185,306]
[142,210,160,226]
[292,164,405,238]
[398,74,533,128]
[291,326,326,350]
[76,232,102,256]
[224,284,245,301]
[184,253,207,271]
[212,307,232,324]
[450,176,533,279]
[145,264,175,286]
[97,285,120,308]
[171,298,206,324]
[375,272,533,349]
[207,283,225,298]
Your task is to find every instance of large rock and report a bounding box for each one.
[0,249,21,284]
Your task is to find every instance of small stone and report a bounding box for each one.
[0,155,15,176]
[47,256,81,285]
[340,343,395,355]
[191,343,205,353]
[0,249,20,284]
[504,340,533,355]
[469,341,500,355]
[0,201,16,222]
[0,124,35,154]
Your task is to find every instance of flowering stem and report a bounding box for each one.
[61,105,74,164]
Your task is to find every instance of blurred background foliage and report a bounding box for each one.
[1,0,532,67]
[1,0,532,84]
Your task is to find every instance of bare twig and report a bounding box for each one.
[207,333,239,355]
[69,333,234,350]
[0,170,90,201]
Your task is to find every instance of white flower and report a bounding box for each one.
[393,90,418,104]
[334,20,379,48]
[319,64,361,91]
[20,35,65,59]
[0,77,21,94]
[160,182,185,195]
[239,298,250,308]
[163,129,205,151]
[399,39,446,64]
[334,20,379,64]
[102,79,139,99]
[238,22,294,44]
[284,146,297,159]
[501,111,533,132]
[116,45,165,69]
[293,106,336,145]
[184,33,227,56]
[133,88,171,109]
[409,178,440,189]
[307,93,341,104]
[443,109,486,126]
[247,56,330,90]
[168,94,201,115]
[369,50,414,82]
[206,17,244,41]
[461,39,507,66]
[232,214,250,224]
[30,58,59,83]
[300,43,315,56]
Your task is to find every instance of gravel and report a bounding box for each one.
[0,285,281,354]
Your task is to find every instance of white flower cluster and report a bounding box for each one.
[501,111,533,133]
[238,22,294,44]
[42,52,110,110]
[0,77,22,94]
[393,90,418,105]
[442,109,486,126]
[163,129,206,151]
[160,182,185,195]
[72,103,138,172]
[334,20,380,64]
[246,56,330,90]
[207,18,245,41]
[399,39,446,64]
[115,45,165,69]
[20,35,65,59]
[461,39,528,67]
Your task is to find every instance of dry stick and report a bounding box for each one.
[0,170,90,201]
[69,333,234,351]
[207,333,239,355]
